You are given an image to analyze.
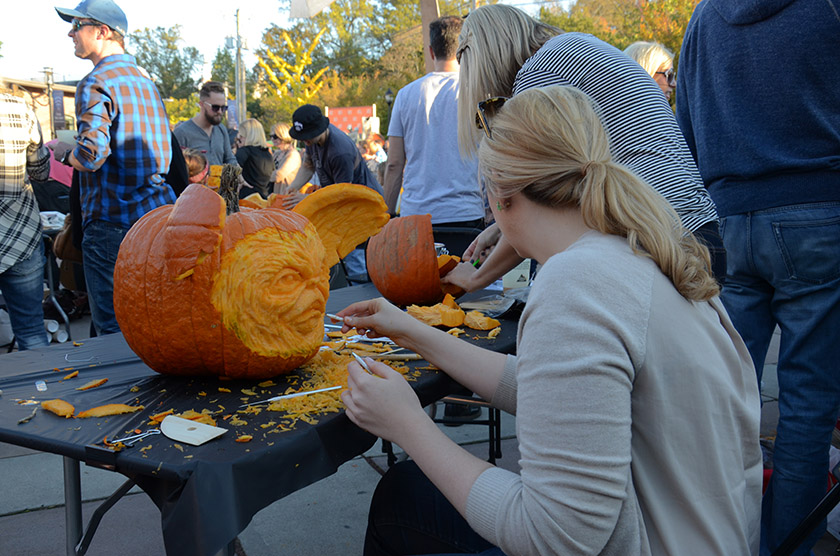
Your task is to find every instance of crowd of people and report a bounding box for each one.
[0,0,837,554]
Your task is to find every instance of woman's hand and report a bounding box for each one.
[462,223,501,263]
[341,358,428,442]
[336,298,420,348]
[441,262,480,292]
[280,191,307,209]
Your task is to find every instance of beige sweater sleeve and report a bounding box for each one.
[466,234,651,555]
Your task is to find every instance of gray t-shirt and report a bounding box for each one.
[388,72,483,223]
[173,119,237,166]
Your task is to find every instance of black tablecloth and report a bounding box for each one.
[0,284,517,556]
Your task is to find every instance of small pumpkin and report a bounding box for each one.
[367,214,465,306]
[114,170,388,379]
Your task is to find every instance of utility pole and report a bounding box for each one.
[44,67,56,140]
[235,9,247,124]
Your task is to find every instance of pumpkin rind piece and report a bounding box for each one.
[293,183,390,268]
[367,214,444,306]
[464,311,501,330]
[42,399,75,418]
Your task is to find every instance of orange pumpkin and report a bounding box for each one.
[367,214,467,306]
[114,178,329,379]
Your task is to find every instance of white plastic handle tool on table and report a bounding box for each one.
[238,385,343,408]
[352,352,374,374]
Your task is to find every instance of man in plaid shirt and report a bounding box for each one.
[0,93,52,350]
[54,0,176,335]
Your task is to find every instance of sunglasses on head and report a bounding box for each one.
[475,97,509,139]
[203,101,228,113]
[71,19,102,32]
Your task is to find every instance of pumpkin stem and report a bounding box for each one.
[218,164,243,215]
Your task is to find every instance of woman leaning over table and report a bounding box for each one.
[337,86,762,556]
[443,4,724,291]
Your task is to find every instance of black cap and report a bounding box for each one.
[289,104,330,141]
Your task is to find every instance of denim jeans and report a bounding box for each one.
[719,202,840,555]
[364,461,502,556]
[82,220,129,336]
[0,239,49,350]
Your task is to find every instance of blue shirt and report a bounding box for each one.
[74,54,175,229]
[305,124,383,194]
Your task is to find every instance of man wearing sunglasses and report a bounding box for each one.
[54,0,176,336]
[173,81,238,167]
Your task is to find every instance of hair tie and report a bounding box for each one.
[581,161,593,178]
[191,161,210,184]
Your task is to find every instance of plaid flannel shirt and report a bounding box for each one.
[74,54,175,229]
[0,94,50,274]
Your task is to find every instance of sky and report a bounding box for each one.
[0,1,292,83]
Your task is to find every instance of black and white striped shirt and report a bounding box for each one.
[514,33,718,232]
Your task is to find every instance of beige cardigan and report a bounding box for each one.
[466,232,762,555]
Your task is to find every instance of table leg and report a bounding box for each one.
[42,235,72,341]
[63,456,82,556]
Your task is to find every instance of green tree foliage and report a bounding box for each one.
[163,95,199,126]
[211,48,236,88]
[538,0,699,65]
[129,25,204,99]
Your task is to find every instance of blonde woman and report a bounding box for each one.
[445,4,725,293]
[234,118,274,199]
[624,41,676,101]
[270,122,302,194]
[337,86,761,556]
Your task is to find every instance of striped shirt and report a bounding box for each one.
[0,94,50,273]
[74,54,175,229]
[514,33,718,232]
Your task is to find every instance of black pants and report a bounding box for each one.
[364,461,503,556]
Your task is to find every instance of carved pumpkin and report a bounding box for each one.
[367,214,465,306]
[114,171,388,379]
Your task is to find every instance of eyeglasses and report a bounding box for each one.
[655,69,677,86]
[271,134,280,140]
[203,101,228,113]
[475,97,509,139]
[71,19,102,32]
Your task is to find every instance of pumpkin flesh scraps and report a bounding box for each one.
[114,183,331,379]
[293,183,390,268]
[407,303,466,327]
[464,311,501,330]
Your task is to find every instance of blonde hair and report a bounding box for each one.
[272,122,294,145]
[623,41,674,78]
[478,86,718,302]
[457,4,560,157]
[238,118,268,148]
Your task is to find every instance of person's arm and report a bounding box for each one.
[382,136,405,215]
[443,231,524,292]
[287,151,315,192]
[221,126,238,165]
[67,76,113,173]
[26,117,50,182]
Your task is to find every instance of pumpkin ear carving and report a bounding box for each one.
[163,184,226,280]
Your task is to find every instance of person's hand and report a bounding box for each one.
[441,262,480,292]
[237,175,253,194]
[463,223,501,263]
[52,141,74,162]
[341,357,427,442]
[336,297,420,347]
[280,191,307,209]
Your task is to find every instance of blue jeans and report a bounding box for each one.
[82,220,128,336]
[364,461,502,556]
[0,240,49,350]
[719,203,840,555]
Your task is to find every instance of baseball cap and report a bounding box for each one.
[289,105,330,141]
[55,0,128,36]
